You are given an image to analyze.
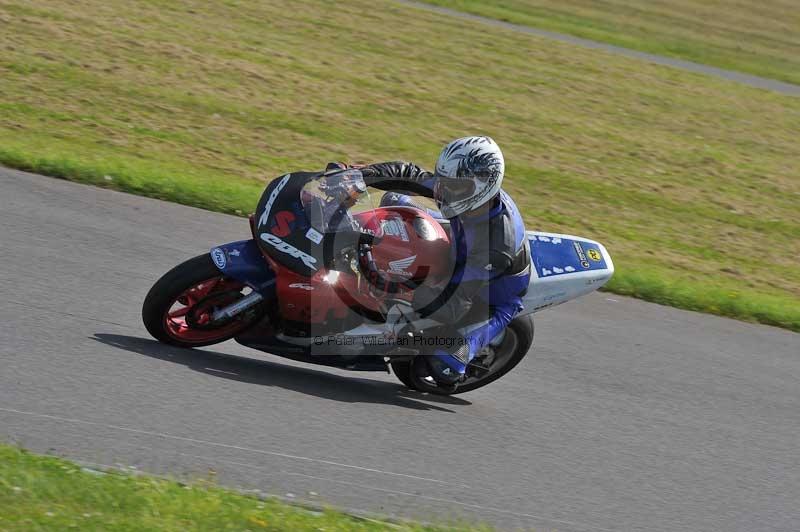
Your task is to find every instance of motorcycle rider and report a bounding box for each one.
[347,136,531,389]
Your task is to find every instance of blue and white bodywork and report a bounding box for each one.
[520,231,614,315]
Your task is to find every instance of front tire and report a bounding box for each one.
[142,254,264,348]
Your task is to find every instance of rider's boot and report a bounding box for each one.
[414,348,469,392]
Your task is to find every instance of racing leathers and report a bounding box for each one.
[360,161,531,384]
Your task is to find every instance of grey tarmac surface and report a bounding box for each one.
[1,167,799,531]
[397,0,800,97]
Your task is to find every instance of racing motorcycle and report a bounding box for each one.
[143,169,614,395]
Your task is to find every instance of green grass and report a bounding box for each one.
[0,444,479,531]
[1,0,799,332]
[420,0,800,85]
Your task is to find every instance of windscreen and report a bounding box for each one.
[301,169,373,234]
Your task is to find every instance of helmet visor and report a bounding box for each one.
[434,176,476,208]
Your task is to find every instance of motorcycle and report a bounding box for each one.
[143,169,614,394]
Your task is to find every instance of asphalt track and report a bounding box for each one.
[397,0,800,97]
[1,167,799,531]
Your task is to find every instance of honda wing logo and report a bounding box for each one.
[389,255,416,273]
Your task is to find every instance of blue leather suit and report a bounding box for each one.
[361,162,531,378]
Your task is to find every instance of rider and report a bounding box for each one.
[345,136,531,388]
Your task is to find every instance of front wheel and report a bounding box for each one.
[391,314,534,395]
[142,254,265,348]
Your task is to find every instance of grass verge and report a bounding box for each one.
[1,0,798,332]
[420,0,800,85]
[0,444,477,531]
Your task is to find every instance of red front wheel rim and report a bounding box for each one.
[163,276,256,344]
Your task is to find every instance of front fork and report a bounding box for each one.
[211,291,264,322]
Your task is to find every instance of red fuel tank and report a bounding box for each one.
[354,206,451,284]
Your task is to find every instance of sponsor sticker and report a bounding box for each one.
[211,247,227,269]
[260,233,318,270]
[305,227,324,244]
[381,217,409,242]
[573,241,590,269]
[536,235,563,244]
[271,210,296,237]
[587,248,602,262]
[257,174,291,228]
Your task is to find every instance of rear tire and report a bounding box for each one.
[390,360,417,390]
[454,314,534,394]
[142,254,264,348]
[391,314,534,395]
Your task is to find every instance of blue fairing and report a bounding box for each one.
[529,234,608,278]
[209,239,276,293]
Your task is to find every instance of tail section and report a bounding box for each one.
[520,231,614,315]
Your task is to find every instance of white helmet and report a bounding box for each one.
[433,136,505,218]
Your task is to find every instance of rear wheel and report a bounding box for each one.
[390,360,418,390]
[391,314,534,395]
[142,254,265,348]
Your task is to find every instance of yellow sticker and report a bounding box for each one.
[587,249,602,262]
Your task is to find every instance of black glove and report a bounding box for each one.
[324,161,348,173]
